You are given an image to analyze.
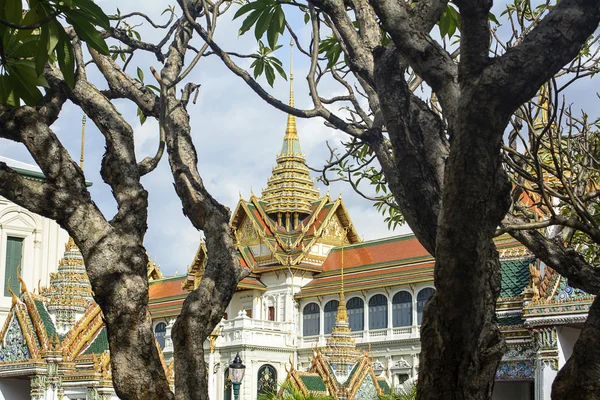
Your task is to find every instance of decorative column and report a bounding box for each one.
[533,327,559,400]
[30,375,46,400]
[364,297,369,338]
[319,303,325,345]
[387,296,393,338]
[87,387,100,400]
[163,318,175,362]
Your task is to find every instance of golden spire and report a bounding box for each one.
[80,115,86,169]
[65,237,78,251]
[261,39,320,217]
[285,39,296,138]
[336,232,348,322]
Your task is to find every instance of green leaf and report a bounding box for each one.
[6,36,39,58]
[304,12,310,24]
[5,65,43,106]
[272,60,287,80]
[267,6,284,48]
[238,9,262,36]
[273,6,285,33]
[145,84,160,94]
[253,59,264,78]
[137,67,144,82]
[234,1,261,19]
[72,0,111,30]
[5,0,22,24]
[35,23,50,75]
[438,9,450,38]
[8,60,49,87]
[267,23,278,49]
[56,28,75,88]
[254,8,273,41]
[137,107,147,125]
[0,74,18,107]
[67,13,110,55]
[264,63,275,87]
[488,12,500,25]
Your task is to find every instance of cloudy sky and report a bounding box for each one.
[0,0,412,276]
[1,1,596,276]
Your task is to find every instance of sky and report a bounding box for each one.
[1,1,597,277]
[0,0,409,276]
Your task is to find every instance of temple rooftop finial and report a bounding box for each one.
[260,39,320,217]
[283,39,299,153]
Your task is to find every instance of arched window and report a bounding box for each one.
[224,368,232,400]
[324,300,339,334]
[257,364,277,398]
[368,294,388,330]
[303,303,320,336]
[346,297,364,332]
[154,322,166,349]
[392,291,413,327]
[417,288,435,325]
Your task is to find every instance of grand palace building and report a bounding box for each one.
[0,81,592,399]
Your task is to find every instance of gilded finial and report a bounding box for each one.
[80,115,86,169]
[66,237,78,251]
[7,281,18,307]
[18,275,28,294]
[285,39,297,140]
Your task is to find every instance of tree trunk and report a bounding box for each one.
[78,233,175,400]
[552,296,600,400]
[417,103,511,400]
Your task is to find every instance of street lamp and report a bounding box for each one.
[229,353,246,400]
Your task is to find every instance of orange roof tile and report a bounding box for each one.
[149,276,188,300]
[321,235,431,272]
[297,262,435,298]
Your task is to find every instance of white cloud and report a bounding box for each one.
[0,1,400,276]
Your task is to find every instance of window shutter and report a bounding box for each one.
[4,237,24,297]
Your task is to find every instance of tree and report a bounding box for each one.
[203,0,600,399]
[1,1,599,400]
[0,1,247,399]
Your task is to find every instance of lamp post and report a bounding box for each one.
[229,353,246,400]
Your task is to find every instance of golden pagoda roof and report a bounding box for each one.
[261,42,320,215]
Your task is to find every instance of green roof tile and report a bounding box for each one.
[299,375,327,392]
[83,328,109,355]
[500,259,533,298]
[34,300,57,338]
[345,363,360,385]
[498,315,524,326]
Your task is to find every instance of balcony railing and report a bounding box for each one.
[299,325,420,347]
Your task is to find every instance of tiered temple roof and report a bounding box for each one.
[0,239,171,397]
[261,48,321,216]
[39,237,94,334]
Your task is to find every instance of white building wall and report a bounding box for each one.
[0,196,68,326]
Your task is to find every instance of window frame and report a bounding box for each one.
[346,296,365,332]
[302,302,320,336]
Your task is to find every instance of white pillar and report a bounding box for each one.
[208,352,215,400]
[364,298,369,335]
[533,327,558,400]
[535,362,556,400]
[387,296,393,335]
